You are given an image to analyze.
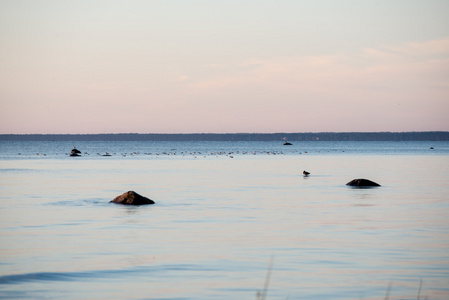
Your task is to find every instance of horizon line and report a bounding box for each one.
[2,131,449,135]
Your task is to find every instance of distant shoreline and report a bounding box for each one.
[1,132,448,141]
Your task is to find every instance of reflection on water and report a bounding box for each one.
[0,142,449,299]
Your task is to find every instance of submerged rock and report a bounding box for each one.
[110,191,155,205]
[346,179,380,187]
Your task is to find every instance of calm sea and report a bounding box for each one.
[0,141,448,300]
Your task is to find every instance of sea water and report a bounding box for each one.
[0,141,448,299]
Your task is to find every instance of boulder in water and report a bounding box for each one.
[70,147,82,156]
[71,147,81,154]
[110,191,155,205]
[346,179,380,187]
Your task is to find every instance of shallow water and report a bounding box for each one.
[1,141,449,299]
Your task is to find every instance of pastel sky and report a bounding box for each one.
[1,0,448,134]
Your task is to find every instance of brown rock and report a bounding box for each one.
[346,179,380,187]
[110,191,155,205]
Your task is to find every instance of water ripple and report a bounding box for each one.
[0,264,218,285]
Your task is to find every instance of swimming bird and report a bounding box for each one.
[303,170,310,176]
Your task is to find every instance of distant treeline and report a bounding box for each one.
[1,132,448,141]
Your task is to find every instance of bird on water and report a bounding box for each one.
[303,170,310,176]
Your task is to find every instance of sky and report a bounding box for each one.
[1,0,448,134]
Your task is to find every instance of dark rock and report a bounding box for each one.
[110,191,155,205]
[346,179,380,187]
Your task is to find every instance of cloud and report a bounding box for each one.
[172,38,449,132]
[185,39,447,100]
[189,38,449,91]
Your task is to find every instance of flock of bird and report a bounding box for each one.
[70,149,292,158]
[21,147,314,176]
[20,148,315,160]
[57,146,314,158]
